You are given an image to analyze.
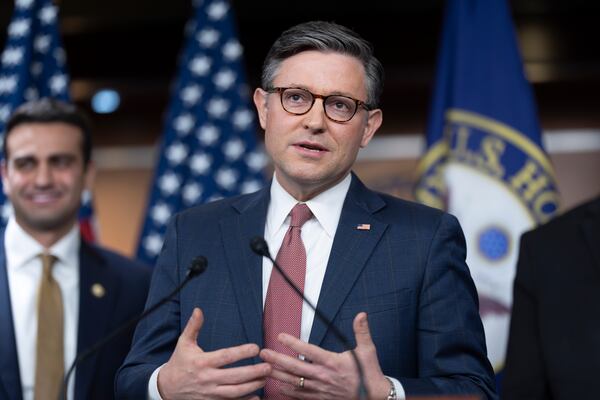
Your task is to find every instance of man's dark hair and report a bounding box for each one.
[3,98,92,164]
[261,21,384,109]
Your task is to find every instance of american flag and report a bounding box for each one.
[0,0,96,241]
[136,0,267,265]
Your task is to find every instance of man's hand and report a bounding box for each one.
[259,312,391,399]
[158,308,272,400]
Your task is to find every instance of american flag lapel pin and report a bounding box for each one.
[356,223,371,231]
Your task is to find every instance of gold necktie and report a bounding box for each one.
[34,253,64,400]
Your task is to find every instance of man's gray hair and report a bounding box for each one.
[261,21,384,109]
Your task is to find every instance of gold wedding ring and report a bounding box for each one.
[298,376,305,389]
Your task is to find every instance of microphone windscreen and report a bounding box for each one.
[250,236,270,257]
[189,256,208,277]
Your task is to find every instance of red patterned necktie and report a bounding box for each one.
[264,203,313,399]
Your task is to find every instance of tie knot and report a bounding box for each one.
[289,203,312,228]
[39,253,57,276]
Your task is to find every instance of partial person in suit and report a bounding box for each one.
[117,21,497,400]
[0,98,151,400]
[503,195,600,400]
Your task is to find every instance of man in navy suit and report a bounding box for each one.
[117,21,496,400]
[503,196,600,399]
[0,98,151,400]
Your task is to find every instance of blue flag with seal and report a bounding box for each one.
[136,0,266,265]
[415,0,560,380]
[0,0,96,241]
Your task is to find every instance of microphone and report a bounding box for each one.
[250,237,368,399]
[58,256,208,400]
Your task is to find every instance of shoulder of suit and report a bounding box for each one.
[522,195,600,243]
[375,191,447,220]
[365,191,464,242]
[177,190,259,220]
[83,242,151,277]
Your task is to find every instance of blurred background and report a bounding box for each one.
[1,0,599,386]
[1,0,599,256]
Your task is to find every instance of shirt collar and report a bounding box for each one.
[268,173,352,238]
[5,217,81,270]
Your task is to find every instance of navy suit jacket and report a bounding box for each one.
[0,233,151,400]
[116,175,496,399]
[503,196,600,399]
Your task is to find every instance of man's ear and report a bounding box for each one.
[1,160,9,196]
[360,109,383,148]
[253,88,269,130]
[83,160,96,192]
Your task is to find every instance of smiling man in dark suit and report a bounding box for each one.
[0,98,151,400]
[503,196,600,399]
[117,21,496,400]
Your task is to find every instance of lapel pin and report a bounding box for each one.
[91,283,106,298]
[356,224,371,231]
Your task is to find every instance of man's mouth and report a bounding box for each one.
[295,142,327,152]
[26,192,61,204]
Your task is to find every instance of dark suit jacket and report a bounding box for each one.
[503,196,600,400]
[116,175,497,399]
[0,234,151,400]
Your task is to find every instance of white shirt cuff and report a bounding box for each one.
[387,376,406,400]
[147,365,164,400]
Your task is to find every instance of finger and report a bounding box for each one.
[208,362,271,385]
[277,334,334,366]
[260,349,317,378]
[281,385,321,399]
[214,378,268,398]
[270,373,313,400]
[179,307,204,345]
[203,343,261,367]
[269,367,308,389]
[353,312,374,349]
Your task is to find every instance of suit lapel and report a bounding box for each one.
[309,175,388,346]
[0,238,23,400]
[581,198,600,271]
[220,188,270,347]
[74,242,118,400]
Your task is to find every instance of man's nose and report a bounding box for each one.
[301,99,327,133]
[34,163,53,187]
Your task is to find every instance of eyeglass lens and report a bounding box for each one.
[280,88,358,122]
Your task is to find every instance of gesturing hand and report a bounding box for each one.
[259,312,391,399]
[158,308,272,400]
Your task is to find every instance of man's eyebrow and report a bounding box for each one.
[12,153,77,162]
[48,153,77,159]
[282,84,358,98]
[12,155,37,162]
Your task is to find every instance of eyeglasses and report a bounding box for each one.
[267,87,371,123]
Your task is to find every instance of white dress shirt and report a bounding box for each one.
[149,173,404,399]
[264,174,404,399]
[5,217,80,400]
[263,173,351,342]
